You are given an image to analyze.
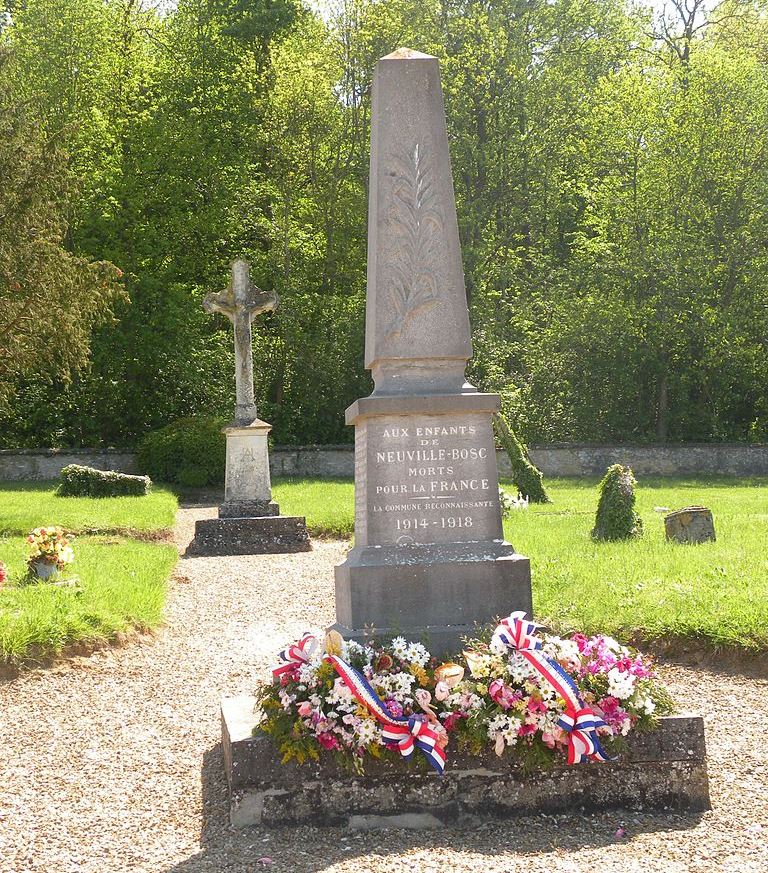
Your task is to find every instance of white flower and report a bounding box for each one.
[632,692,656,716]
[343,639,375,664]
[489,635,508,656]
[405,642,430,667]
[486,713,522,747]
[607,667,636,700]
[507,652,535,684]
[278,689,295,710]
[355,719,381,746]
[390,637,408,659]
[298,662,319,684]
[542,637,580,665]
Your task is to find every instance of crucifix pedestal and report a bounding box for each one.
[189,260,310,555]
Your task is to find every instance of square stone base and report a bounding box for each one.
[334,541,531,656]
[188,516,311,555]
[221,696,709,829]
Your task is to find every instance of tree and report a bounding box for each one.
[0,43,123,409]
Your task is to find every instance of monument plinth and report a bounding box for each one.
[189,260,310,555]
[333,50,531,653]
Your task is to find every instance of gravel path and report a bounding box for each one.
[1,501,767,873]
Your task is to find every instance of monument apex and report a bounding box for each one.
[365,48,472,396]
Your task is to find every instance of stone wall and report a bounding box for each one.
[526,443,768,477]
[273,443,768,478]
[0,448,139,481]
[2,443,768,481]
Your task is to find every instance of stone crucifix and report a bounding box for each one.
[203,259,278,425]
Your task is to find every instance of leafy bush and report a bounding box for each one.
[137,416,226,486]
[57,464,150,498]
[493,414,550,503]
[592,464,643,541]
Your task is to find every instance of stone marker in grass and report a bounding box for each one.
[665,506,716,544]
[189,260,310,555]
[331,49,531,654]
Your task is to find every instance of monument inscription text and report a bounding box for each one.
[362,414,502,546]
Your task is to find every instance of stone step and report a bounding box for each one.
[188,516,311,556]
[221,695,709,829]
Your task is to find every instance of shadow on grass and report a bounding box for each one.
[164,743,706,873]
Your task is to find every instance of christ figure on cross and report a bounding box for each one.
[203,259,278,425]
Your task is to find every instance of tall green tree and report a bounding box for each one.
[0,41,123,409]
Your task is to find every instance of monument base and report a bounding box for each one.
[189,513,311,556]
[334,541,531,656]
[219,500,279,519]
[221,696,709,829]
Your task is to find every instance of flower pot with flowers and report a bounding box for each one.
[26,527,75,580]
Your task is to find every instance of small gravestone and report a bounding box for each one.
[665,506,716,544]
[331,49,531,655]
[189,260,310,555]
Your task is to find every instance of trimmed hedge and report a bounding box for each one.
[57,464,151,498]
[592,464,643,541]
[137,415,226,486]
[493,413,550,504]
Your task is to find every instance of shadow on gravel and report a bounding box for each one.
[164,743,706,873]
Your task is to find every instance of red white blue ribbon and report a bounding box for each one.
[492,612,612,765]
[326,654,447,775]
[272,632,319,680]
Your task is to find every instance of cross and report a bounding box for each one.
[203,259,278,424]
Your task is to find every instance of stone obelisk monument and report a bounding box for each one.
[189,259,310,555]
[332,49,531,653]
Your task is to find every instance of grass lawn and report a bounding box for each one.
[273,475,768,652]
[274,478,354,537]
[0,481,178,669]
[0,481,178,535]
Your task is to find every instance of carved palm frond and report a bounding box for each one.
[384,141,444,340]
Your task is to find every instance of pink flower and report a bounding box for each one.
[442,711,466,732]
[434,680,450,701]
[333,677,353,699]
[297,701,312,718]
[316,731,340,750]
[541,730,557,749]
[489,679,519,710]
[518,723,537,737]
[527,698,548,714]
[385,698,403,718]
[571,633,588,652]
[596,696,630,734]
[414,688,432,709]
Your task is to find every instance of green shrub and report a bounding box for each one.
[57,464,151,498]
[493,414,550,503]
[137,416,226,486]
[592,464,643,541]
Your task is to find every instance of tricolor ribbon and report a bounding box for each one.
[326,654,447,775]
[271,632,319,680]
[492,612,612,765]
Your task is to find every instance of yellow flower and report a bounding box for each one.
[324,629,344,656]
